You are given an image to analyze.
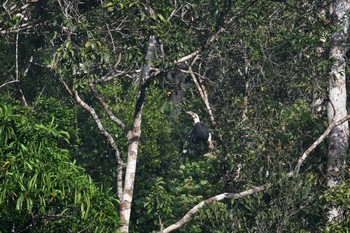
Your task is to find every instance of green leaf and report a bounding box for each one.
[26,197,33,212]
[157,14,166,23]
[200,180,208,185]
[16,194,24,210]
[102,2,114,8]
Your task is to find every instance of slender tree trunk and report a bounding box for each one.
[119,36,157,233]
[327,0,350,222]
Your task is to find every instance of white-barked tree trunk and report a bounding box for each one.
[327,0,350,222]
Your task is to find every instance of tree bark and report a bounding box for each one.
[327,0,350,222]
[119,36,157,233]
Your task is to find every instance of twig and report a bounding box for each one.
[23,56,33,77]
[159,186,265,233]
[94,68,127,84]
[15,30,19,81]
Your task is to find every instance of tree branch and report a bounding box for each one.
[58,77,73,96]
[204,0,259,49]
[15,28,28,107]
[72,87,124,200]
[174,0,259,65]
[0,80,19,89]
[289,114,350,177]
[120,35,158,233]
[88,80,127,133]
[159,186,265,233]
[181,68,216,125]
[134,36,157,119]
[174,50,200,64]
[0,22,41,35]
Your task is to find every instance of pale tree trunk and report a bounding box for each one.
[119,36,157,233]
[60,35,158,233]
[327,0,350,222]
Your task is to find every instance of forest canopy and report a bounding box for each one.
[1,0,350,232]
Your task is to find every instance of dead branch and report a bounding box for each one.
[159,186,265,233]
[289,113,350,177]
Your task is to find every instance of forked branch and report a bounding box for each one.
[72,89,124,199]
[58,75,124,199]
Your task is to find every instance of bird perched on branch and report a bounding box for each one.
[184,111,214,153]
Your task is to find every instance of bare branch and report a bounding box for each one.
[106,23,116,53]
[0,22,41,35]
[0,80,19,89]
[88,80,127,133]
[180,68,216,125]
[167,0,178,21]
[94,69,128,84]
[174,50,200,64]
[159,186,265,233]
[59,74,124,200]
[72,88,124,199]
[2,0,12,18]
[94,54,131,84]
[289,114,350,177]
[0,0,39,21]
[58,77,73,96]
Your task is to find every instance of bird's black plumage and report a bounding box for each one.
[187,122,210,144]
[184,111,214,153]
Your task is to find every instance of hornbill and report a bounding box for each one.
[185,111,214,152]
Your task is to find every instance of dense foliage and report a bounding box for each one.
[0,100,119,232]
[1,0,349,232]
